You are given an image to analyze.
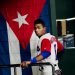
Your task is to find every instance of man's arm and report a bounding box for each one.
[20,39,51,68]
[20,51,50,68]
[56,39,64,60]
[31,51,50,63]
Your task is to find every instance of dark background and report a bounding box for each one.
[55,0,75,19]
[55,0,75,46]
[55,0,75,75]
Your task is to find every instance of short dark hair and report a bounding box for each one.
[34,19,45,27]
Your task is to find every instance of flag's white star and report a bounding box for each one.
[13,12,29,28]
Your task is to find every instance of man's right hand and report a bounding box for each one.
[20,61,31,68]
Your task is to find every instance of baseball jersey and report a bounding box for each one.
[37,33,64,65]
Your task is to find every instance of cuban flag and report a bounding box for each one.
[0,0,50,75]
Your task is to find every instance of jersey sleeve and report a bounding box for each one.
[41,39,51,52]
[56,39,64,53]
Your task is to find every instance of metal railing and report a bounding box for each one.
[0,62,55,75]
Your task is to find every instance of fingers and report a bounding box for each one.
[20,61,31,69]
[20,61,27,68]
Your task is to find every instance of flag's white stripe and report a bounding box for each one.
[6,22,22,75]
[30,31,40,75]
[30,31,39,57]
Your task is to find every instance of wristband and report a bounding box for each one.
[41,51,50,59]
[30,57,37,63]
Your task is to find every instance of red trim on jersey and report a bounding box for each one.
[56,39,64,53]
[41,39,51,52]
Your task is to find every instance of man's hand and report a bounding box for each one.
[20,61,31,68]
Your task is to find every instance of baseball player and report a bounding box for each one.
[20,19,64,75]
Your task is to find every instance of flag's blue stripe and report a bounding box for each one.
[39,0,51,33]
[20,44,32,75]
[0,14,11,75]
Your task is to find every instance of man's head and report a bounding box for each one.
[34,19,46,37]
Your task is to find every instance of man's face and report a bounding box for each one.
[34,24,46,37]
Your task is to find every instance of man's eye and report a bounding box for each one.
[36,27,40,29]
[38,27,41,29]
